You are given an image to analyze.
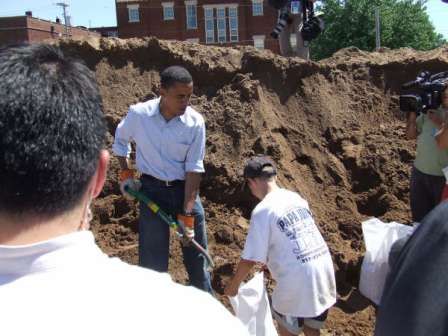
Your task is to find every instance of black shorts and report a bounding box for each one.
[272,308,329,334]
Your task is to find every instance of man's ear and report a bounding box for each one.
[247,178,255,188]
[91,149,110,199]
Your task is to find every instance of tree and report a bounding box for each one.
[310,0,446,60]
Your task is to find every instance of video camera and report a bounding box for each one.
[400,71,448,114]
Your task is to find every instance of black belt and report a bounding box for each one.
[141,174,184,187]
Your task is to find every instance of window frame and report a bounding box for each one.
[185,0,198,30]
[253,35,265,49]
[162,2,175,21]
[127,4,140,23]
[252,0,264,16]
[228,6,239,42]
[204,6,215,44]
[216,6,227,43]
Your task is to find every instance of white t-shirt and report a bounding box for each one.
[0,231,248,336]
[242,188,337,317]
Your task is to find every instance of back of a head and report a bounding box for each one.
[0,44,106,218]
[244,155,277,180]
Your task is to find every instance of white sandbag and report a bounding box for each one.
[229,272,278,336]
[359,218,414,305]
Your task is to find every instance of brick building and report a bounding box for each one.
[116,0,281,52]
[0,12,100,47]
[91,26,119,37]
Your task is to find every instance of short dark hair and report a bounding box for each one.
[0,44,106,217]
[160,65,193,89]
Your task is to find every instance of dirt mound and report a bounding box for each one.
[58,38,448,335]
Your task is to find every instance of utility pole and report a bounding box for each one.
[56,2,69,38]
[375,6,381,50]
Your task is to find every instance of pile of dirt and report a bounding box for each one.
[59,37,448,335]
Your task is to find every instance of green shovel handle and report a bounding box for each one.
[124,186,215,270]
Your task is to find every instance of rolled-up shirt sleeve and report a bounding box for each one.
[185,121,206,173]
[112,108,136,158]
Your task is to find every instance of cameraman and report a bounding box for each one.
[406,86,448,222]
[434,88,448,148]
[278,0,316,59]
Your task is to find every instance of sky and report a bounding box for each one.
[0,0,117,28]
[0,0,446,36]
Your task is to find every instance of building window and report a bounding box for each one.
[162,2,175,20]
[216,7,227,43]
[253,35,265,49]
[228,6,238,42]
[204,7,214,44]
[127,4,140,23]
[185,0,197,29]
[290,36,297,49]
[252,0,263,16]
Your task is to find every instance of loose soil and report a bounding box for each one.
[59,37,448,336]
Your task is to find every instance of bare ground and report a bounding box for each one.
[58,38,448,335]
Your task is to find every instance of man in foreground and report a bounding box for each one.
[225,156,336,336]
[0,44,247,336]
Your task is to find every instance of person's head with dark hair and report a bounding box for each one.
[160,65,193,89]
[159,65,193,120]
[0,44,109,243]
[243,155,279,200]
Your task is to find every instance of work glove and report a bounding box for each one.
[119,169,141,200]
[177,213,195,242]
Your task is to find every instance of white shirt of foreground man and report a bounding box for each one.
[0,231,248,336]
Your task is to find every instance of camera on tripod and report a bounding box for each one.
[400,71,448,114]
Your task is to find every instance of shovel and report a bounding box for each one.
[124,186,215,271]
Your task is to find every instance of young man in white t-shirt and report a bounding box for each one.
[225,156,337,336]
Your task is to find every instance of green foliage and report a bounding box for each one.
[310,0,446,60]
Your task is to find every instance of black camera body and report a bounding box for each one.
[301,14,324,42]
[400,71,448,114]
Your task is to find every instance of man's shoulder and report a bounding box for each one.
[267,188,308,207]
[183,106,205,126]
[104,258,211,300]
[279,189,309,207]
[129,98,160,117]
[105,259,247,334]
[252,189,309,219]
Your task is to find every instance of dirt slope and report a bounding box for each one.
[58,38,448,335]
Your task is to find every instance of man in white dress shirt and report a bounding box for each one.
[0,44,248,336]
[113,66,212,292]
